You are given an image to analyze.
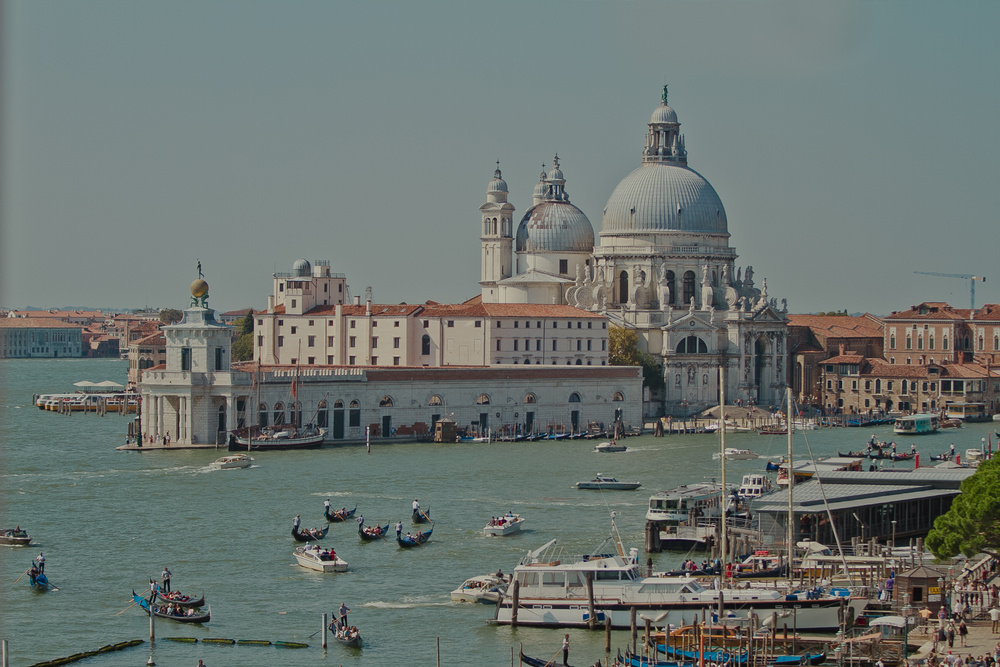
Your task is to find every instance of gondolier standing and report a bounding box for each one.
[395,521,402,538]
[36,552,45,573]
[162,566,172,593]
[293,514,301,531]
[324,498,331,513]
[562,634,569,665]
[338,602,350,628]
[412,499,420,512]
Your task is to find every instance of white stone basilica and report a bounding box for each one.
[480,87,789,415]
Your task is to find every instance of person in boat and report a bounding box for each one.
[562,634,570,665]
[36,552,45,573]
[324,498,331,512]
[161,566,172,593]
[395,521,402,538]
[911,443,917,454]
[412,499,420,512]
[338,602,350,627]
[293,514,301,531]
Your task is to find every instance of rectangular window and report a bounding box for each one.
[577,322,582,329]
[602,340,606,351]
[851,380,857,390]
[372,321,377,327]
[308,320,314,326]
[349,355,355,365]
[496,340,501,351]
[514,340,519,351]
[327,355,333,364]
[257,335,263,347]
[887,381,894,391]
[278,336,284,347]
[278,319,284,326]
[514,321,519,328]
[496,321,501,328]
[350,320,356,328]
[423,320,429,328]
[587,340,592,351]
[393,337,400,348]
[577,340,582,351]
[536,340,541,351]
[257,319,263,326]
[552,340,557,351]
[372,337,378,348]
[180,348,191,371]
[393,357,400,366]
[475,320,481,328]
[559,259,568,274]
[394,321,400,327]
[291,299,296,308]
[327,336,334,346]
[929,337,935,350]
[307,335,315,347]
[290,326,297,334]
[447,321,454,328]
[307,356,315,364]
[349,336,356,347]
[826,380,833,390]
[371,356,377,365]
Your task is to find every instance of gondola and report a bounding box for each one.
[412,507,431,524]
[27,565,54,591]
[325,506,357,523]
[838,451,868,458]
[153,584,205,608]
[328,622,363,648]
[764,459,782,471]
[358,521,389,542]
[397,527,432,548]
[292,525,329,542]
[772,652,826,666]
[519,649,601,667]
[132,590,210,623]
[657,644,749,665]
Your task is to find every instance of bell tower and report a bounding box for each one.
[479,162,515,303]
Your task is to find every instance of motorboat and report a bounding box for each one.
[575,474,642,491]
[492,517,865,630]
[210,454,253,469]
[594,440,627,453]
[736,472,772,499]
[293,545,347,572]
[450,574,507,603]
[965,448,984,466]
[483,513,524,537]
[712,447,758,461]
[0,527,32,546]
[646,482,726,551]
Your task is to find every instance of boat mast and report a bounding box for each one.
[786,386,794,574]
[719,365,727,573]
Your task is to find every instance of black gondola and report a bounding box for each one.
[133,590,210,623]
[153,584,205,607]
[328,622,363,648]
[292,525,330,542]
[325,506,357,523]
[397,527,432,548]
[358,521,389,541]
[412,507,431,524]
[519,649,600,667]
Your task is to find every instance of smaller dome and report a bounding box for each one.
[651,104,678,124]
[190,279,209,299]
[487,166,508,194]
[292,258,311,276]
[547,154,564,182]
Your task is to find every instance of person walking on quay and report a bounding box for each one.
[958,618,968,646]
[947,622,956,649]
[989,604,1000,632]
[562,634,569,665]
[161,566,172,593]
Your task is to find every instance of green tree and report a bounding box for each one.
[926,457,1000,559]
[231,311,255,362]
[159,308,183,324]
[608,325,664,391]
[238,310,255,335]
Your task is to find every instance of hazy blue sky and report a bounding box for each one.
[3,1,998,316]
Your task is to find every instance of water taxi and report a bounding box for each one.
[893,413,938,435]
[712,448,758,461]
[293,545,347,572]
[210,454,253,469]
[451,574,507,603]
[575,474,642,491]
[483,513,524,537]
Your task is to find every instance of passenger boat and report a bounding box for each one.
[646,482,726,551]
[492,517,864,630]
[483,513,525,537]
[712,447,758,461]
[358,521,389,541]
[293,545,348,572]
[397,527,432,548]
[210,454,253,469]
[329,623,362,648]
[450,574,507,603]
[292,525,329,542]
[594,440,627,453]
[412,507,431,524]
[325,506,357,522]
[0,527,32,546]
[946,402,988,422]
[153,585,205,608]
[893,413,938,435]
[575,474,642,491]
[132,591,210,622]
[736,473,772,499]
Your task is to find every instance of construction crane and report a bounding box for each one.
[913,271,987,309]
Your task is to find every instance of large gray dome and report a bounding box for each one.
[516,201,595,252]
[601,163,728,234]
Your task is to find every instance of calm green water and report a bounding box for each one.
[1,358,995,667]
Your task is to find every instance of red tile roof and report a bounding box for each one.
[885,303,965,320]
[0,318,82,329]
[787,314,883,337]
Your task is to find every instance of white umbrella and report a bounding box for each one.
[73,381,97,387]
[95,380,124,389]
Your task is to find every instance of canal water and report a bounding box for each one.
[1,358,995,667]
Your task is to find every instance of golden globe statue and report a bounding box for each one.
[190,279,209,299]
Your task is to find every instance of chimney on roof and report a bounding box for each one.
[838,343,846,356]
[354,295,361,306]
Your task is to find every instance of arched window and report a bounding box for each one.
[317,400,328,428]
[875,379,881,393]
[612,392,624,402]
[675,336,708,354]
[978,336,984,351]
[273,402,285,426]
[476,394,491,405]
[568,392,581,403]
[421,334,431,356]
[619,271,629,304]
[575,359,582,365]
[523,393,536,404]
[682,270,696,306]
[665,270,676,305]
[258,402,269,428]
[289,401,300,428]
[994,336,999,351]
[348,399,361,428]
[964,336,970,349]
[428,395,443,406]
[334,399,344,409]
[379,396,393,407]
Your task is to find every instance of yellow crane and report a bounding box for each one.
[914,271,987,309]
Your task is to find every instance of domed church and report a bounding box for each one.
[479,86,789,416]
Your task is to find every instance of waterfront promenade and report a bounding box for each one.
[911,619,1000,665]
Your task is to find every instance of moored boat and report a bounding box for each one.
[483,513,524,537]
[1,527,32,546]
[228,425,325,451]
[293,544,348,572]
[210,454,253,469]
[450,573,507,603]
[132,590,210,622]
[594,440,627,453]
[292,525,329,542]
[397,527,432,548]
[736,473,772,499]
[575,474,642,491]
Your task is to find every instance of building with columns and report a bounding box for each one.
[479,87,790,416]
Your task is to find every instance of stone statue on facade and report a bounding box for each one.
[700,264,714,310]
[658,263,671,311]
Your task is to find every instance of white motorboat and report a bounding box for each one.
[483,513,524,537]
[736,472,772,499]
[575,474,641,491]
[493,517,865,630]
[293,545,347,572]
[210,454,253,469]
[450,574,507,603]
[594,440,627,453]
[712,447,758,461]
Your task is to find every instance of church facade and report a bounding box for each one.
[480,87,790,416]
